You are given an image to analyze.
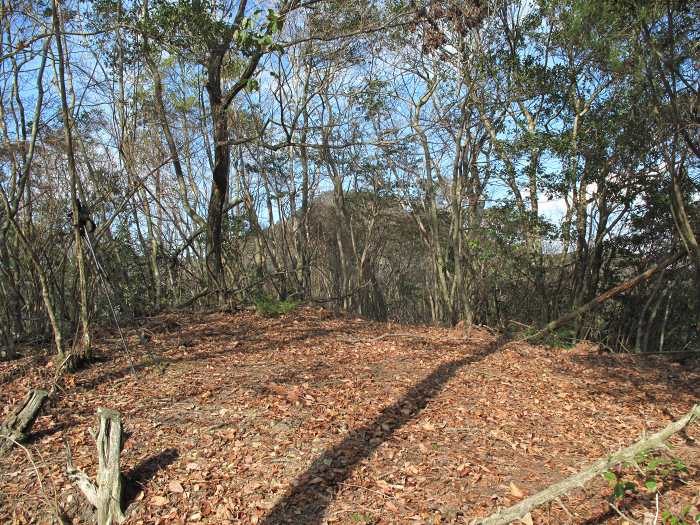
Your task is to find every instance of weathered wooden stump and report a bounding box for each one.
[66,408,126,525]
[0,389,49,456]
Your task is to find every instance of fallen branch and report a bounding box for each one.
[66,408,126,525]
[476,404,700,525]
[525,250,685,342]
[0,389,49,456]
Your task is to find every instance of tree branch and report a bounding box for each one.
[477,404,700,525]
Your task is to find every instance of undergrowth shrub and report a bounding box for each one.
[254,295,298,317]
[602,451,693,523]
[521,325,577,348]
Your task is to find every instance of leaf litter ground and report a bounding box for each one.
[1,307,699,524]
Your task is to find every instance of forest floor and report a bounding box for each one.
[0,306,699,525]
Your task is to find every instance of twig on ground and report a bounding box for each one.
[555,497,575,521]
[653,492,659,525]
[608,501,642,525]
[1,435,65,523]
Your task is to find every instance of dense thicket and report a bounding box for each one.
[1,0,698,363]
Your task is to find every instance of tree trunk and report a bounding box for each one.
[53,0,91,368]
[0,389,49,456]
[0,242,22,359]
[669,165,700,331]
[635,267,667,353]
[0,192,65,358]
[205,52,230,292]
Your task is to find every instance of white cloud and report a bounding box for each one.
[533,182,599,224]
[539,196,567,222]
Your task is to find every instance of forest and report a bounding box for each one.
[0,0,699,523]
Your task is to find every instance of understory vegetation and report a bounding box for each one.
[1,1,700,522]
[1,0,699,362]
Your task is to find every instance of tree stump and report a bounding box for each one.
[0,389,48,456]
[66,408,126,525]
[1,335,16,360]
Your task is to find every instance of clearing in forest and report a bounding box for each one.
[1,307,699,524]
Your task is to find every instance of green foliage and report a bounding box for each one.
[135,0,284,61]
[603,452,689,507]
[662,506,700,525]
[254,295,298,317]
[350,512,375,524]
[522,325,577,348]
[644,454,688,479]
[542,326,577,348]
[603,465,637,502]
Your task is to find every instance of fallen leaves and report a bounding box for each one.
[0,307,698,525]
[509,481,526,499]
[168,480,185,493]
[149,495,169,507]
[519,512,534,525]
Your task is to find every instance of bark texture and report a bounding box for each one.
[0,389,48,456]
[66,408,126,525]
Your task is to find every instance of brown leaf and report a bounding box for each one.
[456,463,470,477]
[405,464,419,475]
[150,495,169,507]
[286,389,301,403]
[510,482,525,499]
[519,512,534,525]
[385,500,399,513]
[268,383,285,394]
[168,480,185,493]
[215,504,232,520]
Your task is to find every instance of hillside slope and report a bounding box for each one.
[1,307,698,524]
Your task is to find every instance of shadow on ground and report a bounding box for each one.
[556,351,700,407]
[25,422,66,444]
[124,448,179,507]
[261,335,510,525]
[76,322,355,393]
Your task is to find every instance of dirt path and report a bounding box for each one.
[1,307,698,524]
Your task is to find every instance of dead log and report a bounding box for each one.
[66,408,126,525]
[525,250,685,342]
[0,389,49,456]
[477,404,700,525]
